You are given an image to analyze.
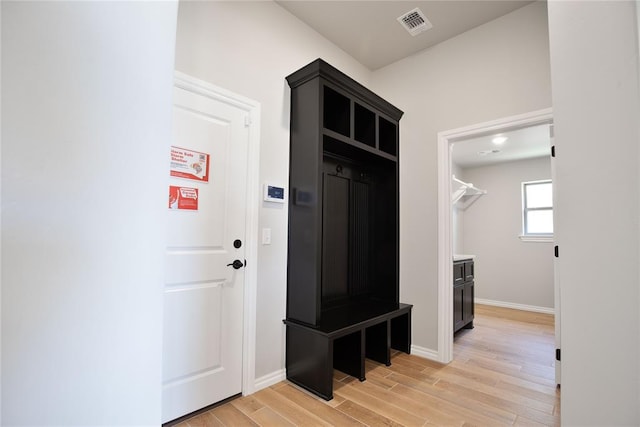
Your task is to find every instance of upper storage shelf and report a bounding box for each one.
[287,59,403,161]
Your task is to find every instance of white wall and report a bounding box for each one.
[174,1,372,380]
[461,157,554,310]
[1,2,3,421]
[548,1,640,425]
[372,1,552,350]
[2,2,177,425]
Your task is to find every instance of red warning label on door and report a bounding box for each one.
[169,185,199,210]
[170,146,210,182]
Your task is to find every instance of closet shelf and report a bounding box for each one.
[452,175,487,209]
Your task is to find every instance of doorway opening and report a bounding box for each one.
[436,108,555,365]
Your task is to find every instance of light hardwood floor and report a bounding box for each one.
[175,304,559,426]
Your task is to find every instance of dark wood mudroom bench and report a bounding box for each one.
[283,302,411,400]
[284,59,411,401]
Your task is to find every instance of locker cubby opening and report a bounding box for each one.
[333,331,364,380]
[354,103,375,147]
[365,321,389,364]
[390,312,411,353]
[323,86,350,137]
[378,117,397,156]
[321,156,374,310]
[320,152,397,312]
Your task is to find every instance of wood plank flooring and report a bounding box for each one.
[176,304,559,426]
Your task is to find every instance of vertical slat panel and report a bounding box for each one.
[350,180,370,296]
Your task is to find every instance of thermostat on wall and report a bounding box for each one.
[263,184,286,203]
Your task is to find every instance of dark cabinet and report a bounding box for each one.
[284,59,412,400]
[454,259,474,333]
[453,261,465,285]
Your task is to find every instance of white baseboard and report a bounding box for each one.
[410,345,445,363]
[475,298,554,315]
[250,369,286,394]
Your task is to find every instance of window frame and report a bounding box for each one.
[521,179,553,241]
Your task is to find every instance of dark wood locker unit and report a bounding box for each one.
[454,259,474,333]
[284,58,412,400]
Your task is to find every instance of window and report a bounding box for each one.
[522,180,553,239]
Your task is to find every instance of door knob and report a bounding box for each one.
[227,259,244,270]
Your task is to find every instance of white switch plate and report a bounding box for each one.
[262,228,272,245]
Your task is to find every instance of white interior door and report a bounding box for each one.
[162,81,249,422]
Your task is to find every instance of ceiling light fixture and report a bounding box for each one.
[492,136,508,145]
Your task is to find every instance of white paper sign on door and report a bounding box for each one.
[170,146,210,182]
[169,185,199,210]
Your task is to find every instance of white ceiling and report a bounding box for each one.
[452,124,551,169]
[276,0,545,165]
[275,0,534,70]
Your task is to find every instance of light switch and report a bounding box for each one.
[262,228,272,245]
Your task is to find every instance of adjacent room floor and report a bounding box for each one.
[175,304,559,426]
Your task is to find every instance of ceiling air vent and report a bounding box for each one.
[478,149,501,156]
[397,8,433,36]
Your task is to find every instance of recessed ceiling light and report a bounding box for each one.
[492,136,508,145]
